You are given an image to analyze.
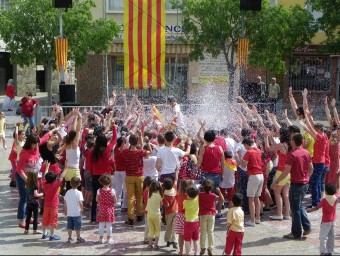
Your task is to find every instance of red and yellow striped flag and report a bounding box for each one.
[238,38,249,68]
[55,38,68,74]
[124,0,166,90]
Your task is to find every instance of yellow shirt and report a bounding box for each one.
[303,132,315,157]
[146,193,162,215]
[183,196,199,222]
[227,206,244,232]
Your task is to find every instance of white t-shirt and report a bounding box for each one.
[225,137,237,158]
[64,189,84,217]
[172,104,185,129]
[220,165,235,189]
[97,188,116,197]
[152,145,165,157]
[235,142,247,171]
[143,156,158,178]
[156,146,185,175]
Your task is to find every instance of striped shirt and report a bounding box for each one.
[122,149,147,176]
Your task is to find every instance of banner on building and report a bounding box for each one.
[55,38,68,74]
[124,0,166,90]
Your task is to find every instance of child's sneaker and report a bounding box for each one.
[41,233,50,239]
[244,220,256,227]
[106,239,114,244]
[215,213,222,219]
[98,238,104,244]
[124,219,134,226]
[49,234,61,241]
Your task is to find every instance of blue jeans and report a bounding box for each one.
[67,216,82,231]
[203,173,221,194]
[311,163,325,207]
[289,184,311,238]
[321,166,330,192]
[21,114,35,129]
[15,172,27,221]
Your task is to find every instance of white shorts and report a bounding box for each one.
[0,132,5,139]
[247,174,264,197]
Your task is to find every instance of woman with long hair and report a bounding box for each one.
[16,128,57,228]
[90,117,117,223]
[264,127,291,220]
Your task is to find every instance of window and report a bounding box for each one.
[288,56,331,91]
[107,0,179,12]
[0,0,9,10]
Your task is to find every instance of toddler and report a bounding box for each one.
[199,178,224,256]
[146,180,163,250]
[24,170,44,234]
[225,193,245,256]
[143,176,155,244]
[220,151,237,208]
[308,183,337,255]
[174,179,190,255]
[163,178,178,249]
[96,174,117,244]
[41,163,67,241]
[64,176,85,243]
[0,111,7,149]
[183,185,199,255]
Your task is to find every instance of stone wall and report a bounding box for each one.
[15,63,36,96]
[76,54,104,106]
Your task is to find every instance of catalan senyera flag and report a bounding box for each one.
[238,38,249,68]
[124,0,166,90]
[224,158,238,172]
[55,38,68,74]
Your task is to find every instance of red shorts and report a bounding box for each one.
[220,187,235,202]
[183,221,200,241]
[42,206,58,227]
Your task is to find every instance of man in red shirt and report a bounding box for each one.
[122,132,148,226]
[21,92,39,130]
[301,119,327,207]
[273,133,313,239]
[240,138,263,227]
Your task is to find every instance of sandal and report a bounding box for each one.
[77,237,85,243]
[24,230,29,235]
[147,244,153,249]
[33,230,42,234]
[67,237,74,243]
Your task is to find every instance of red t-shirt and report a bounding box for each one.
[122,149,147,176]
[201,145,223,174]
[198,192,218,215]
[243,148,263,176]
[6,84,15,99]
[163,189,178,215]
[214,136,228,152]
[83,149,93,173]
[313,133,327,163]
[44,180,62,208]
[286,147,312,184]
[114,146,126,172]
[21,97,39,117]
[176,194,188,214]
[324,138,330,167]
[317,195,337,222]
[143,188,149,214]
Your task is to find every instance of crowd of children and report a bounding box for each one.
[1,88,339,255]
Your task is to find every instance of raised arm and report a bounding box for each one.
[74,112,83,146]
[301,111,317,139]
[288,87,299,119]
[324,97,332,127]
[283,109,293,126]
[302,88,309,114]
[331,98,340,126]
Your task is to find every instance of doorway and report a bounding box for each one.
[0,52,13,95]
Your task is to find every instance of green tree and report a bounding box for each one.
[0,0,119,104]
[173,0,317,100]
[308,0,340,52]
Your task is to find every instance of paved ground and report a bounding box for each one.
[1,97,340,255]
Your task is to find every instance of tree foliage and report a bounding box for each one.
[308,0,340,52]
[173,0,317,79]
[0,0,119,67]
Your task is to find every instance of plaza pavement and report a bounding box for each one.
[0,96,340,255]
